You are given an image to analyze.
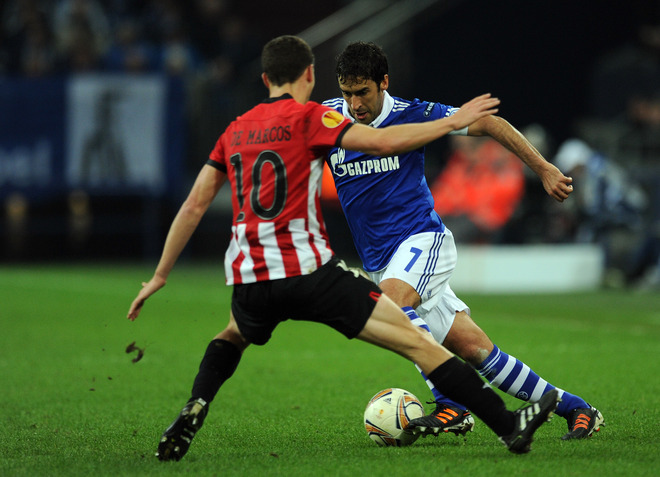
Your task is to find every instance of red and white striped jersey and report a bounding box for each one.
[208,94,353,285]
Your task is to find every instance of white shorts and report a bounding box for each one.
[368,229,470,344]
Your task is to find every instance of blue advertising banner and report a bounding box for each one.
[0,77,66,198]
[0,75,184,200]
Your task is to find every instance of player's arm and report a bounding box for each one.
[467,115,573,202]
[340,94,499,156]
[127,164,227,320]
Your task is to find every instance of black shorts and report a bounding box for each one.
[231,257,382,345]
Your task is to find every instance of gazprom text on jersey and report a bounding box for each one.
[331,154,400,177]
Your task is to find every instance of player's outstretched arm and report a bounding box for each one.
[341,93,499,156]
[467,115,573,202]
[127,164,227,321]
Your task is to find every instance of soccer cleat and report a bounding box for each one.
[405,403,475,437]
[499,389,560,454]
[561,406,604,440]
[156,398,208,461]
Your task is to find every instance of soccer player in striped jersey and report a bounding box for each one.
[127,35,558,461]
[323,41,603,441]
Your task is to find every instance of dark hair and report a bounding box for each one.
[261,35,315,86]
[335,41,388,85]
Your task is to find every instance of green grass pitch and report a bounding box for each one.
[1,262,659,476]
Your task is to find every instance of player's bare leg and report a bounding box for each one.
[442,311,493,364]
[356,292,447,372]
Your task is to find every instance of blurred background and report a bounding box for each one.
[1,0,659,291]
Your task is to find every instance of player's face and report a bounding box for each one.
[338,76,388,125]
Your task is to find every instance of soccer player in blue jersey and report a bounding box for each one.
[323,41,603,441]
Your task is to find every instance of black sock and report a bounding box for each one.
[190,339,242,405]
[427,357,514,437]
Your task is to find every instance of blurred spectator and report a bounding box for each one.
[4,192,29,257]
[584,22,660,169]
[0,0,263,79]
[590,23,660,121]
[100,0,149,29]
[217,15,260,71]
[582,20,660,287]
[67,189,92,252]
[554,139,648,237]
[189,0,229,62]
[59,20,102,72]
[141,0,184,46]
[103,18,157,72]
[1,0,56,75]
[552,138,649,284]
[207,54,234,84]
[622,25,660,133]
[18,9,57,76]
[625,221,660,290]
[53,0,111,72]
[159,20,203,77]
[430,135,525,244]
[628,97,660,128]
[2,0,52,39]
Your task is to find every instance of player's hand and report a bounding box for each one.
[541,163,574,202]
[452,93,500,130]
[127,274,167,321]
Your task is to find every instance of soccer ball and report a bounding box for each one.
[363,388,424,446]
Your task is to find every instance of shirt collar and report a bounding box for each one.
[264,93,293,103]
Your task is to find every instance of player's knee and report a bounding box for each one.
[214,326,249,352]
[379,278,421,308]
[462,345,492,366]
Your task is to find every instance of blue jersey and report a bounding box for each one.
[323,92,463,272]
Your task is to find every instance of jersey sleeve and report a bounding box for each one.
[207,133,228,171]
[305,102,353,150]
[414,100,468,136]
